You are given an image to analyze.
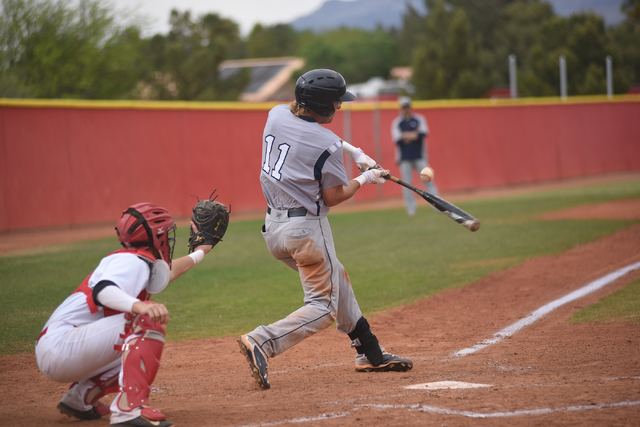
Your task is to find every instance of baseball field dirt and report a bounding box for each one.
[1,173,640,426]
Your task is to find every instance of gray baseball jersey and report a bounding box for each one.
[247,104,363,358]
[260,104,348,217]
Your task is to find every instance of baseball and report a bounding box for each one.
[420,167,434,183]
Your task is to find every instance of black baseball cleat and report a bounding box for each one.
[57,401,104,420]
[355,349,413,372]
[238,334,270,389]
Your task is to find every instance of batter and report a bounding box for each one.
[238,68,413,390]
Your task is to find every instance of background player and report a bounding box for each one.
[36,203,214,427]
[391,96,439,216]
[238,68,413,390]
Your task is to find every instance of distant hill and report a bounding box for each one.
[290,0,625,33]
[547,0,625,25]
[290,0,425,32]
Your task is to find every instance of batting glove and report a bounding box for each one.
[355,168,389,186]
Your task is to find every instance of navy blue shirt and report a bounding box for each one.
[392,114,429,161]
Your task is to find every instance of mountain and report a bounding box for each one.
[290,0,625,33]
[547,0,625,25]
[290,0,426,32]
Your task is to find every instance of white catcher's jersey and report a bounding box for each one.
[41,253,151,331]
[260,104,348,216]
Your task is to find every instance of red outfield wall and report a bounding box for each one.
[1,97,639,232]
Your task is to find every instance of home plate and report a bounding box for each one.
[405,381,492,390]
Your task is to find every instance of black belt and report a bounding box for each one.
[267,207,307,217]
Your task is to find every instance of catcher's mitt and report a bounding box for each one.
[188,191,230,253]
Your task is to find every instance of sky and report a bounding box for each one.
[109,0,332,37]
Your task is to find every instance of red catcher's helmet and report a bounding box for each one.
[115,203,176,266]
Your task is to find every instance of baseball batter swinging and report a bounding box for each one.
[35,202,220,427]
[238,68,413,390]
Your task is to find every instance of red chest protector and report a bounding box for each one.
[73,249,155,317]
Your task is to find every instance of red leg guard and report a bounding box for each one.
[86,372,119,404]
[84,372,119,416]
[115,312,167,413]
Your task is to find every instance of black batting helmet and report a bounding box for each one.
[295,69,357,117]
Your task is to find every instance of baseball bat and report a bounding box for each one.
[384,174,481,232]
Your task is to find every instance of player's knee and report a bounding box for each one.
[117,315,166,412]
[129,311,167,337]
[324,309,337,328]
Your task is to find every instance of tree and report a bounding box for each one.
[138,10,247,101]
[446,0,518,50]
[412,0,486,99]
[247,24,298,58]
[520,13,631,96]
[610,23,640,90]
[299,28,398,84]
[0,0,145,99]
[622,0,640,25]
[492,1,555,72]
[397,3,427,66]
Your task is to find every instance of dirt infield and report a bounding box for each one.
[2,174,640,426]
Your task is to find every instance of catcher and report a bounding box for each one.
[35,197,229,427]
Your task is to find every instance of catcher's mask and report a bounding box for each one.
[295,69,357,118]
[116,203,176,266]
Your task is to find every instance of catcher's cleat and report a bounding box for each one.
[238,335,270,389]
[57,401,108,420]
[110,415,174,427]
[355,350,413,373]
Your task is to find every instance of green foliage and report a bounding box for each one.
[299,28,399,84]
[1,179,639,354]
[445,0,519,50]
[492,1,555,73]
[569,278,640,324]
[398,2,428,66]
[412,0,488,99]
[622,0,640,23]
[510,10,631,96]
[0,0,145,99]
[609,22,640,91]
[247,23,298,59]
[134,10,246,101]
[2,0,639,101]
[409,0,638,99]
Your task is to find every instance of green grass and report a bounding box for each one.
[1,179,639,354]
[569,278,640,324]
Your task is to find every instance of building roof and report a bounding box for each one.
[347,76,415,101]
[219,57,305,102]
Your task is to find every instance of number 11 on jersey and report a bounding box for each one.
[262,135,290,181]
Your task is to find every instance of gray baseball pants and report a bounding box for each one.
[249,209,363,358]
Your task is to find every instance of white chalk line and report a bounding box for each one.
[230,399,640,426]
[231,264,640,426]
[452,261,640,357]
[361,401,640,418]
[230,412,350,427]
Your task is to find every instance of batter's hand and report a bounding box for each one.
[357,168,390,185]
[133,301,170,324]
[352,148,377,172]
